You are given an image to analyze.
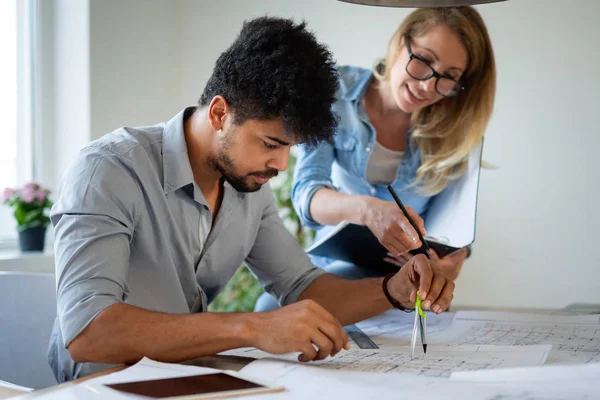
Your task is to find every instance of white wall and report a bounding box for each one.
[33,0,91,192]
[455,1,600,309]
[89,0,184,139]
[177,0,409,102]
[53,0,91,187]
[34,0,185,184]
[41,0,600,309]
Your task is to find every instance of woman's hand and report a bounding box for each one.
[429,248,468,281]
[385,248,468,281]
[360,197,426,256]
[384,252,413,268]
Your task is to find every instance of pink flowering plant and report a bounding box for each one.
[2,182,53,231]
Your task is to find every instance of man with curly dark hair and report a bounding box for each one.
[48,16,454,381]
[197,17,339,192]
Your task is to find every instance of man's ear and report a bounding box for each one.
[207,95,230,132]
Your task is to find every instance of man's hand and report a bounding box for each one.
[361,198,426,256]
[385,254,455,314]
[251,300,350,362]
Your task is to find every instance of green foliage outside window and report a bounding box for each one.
[208,152,314,312]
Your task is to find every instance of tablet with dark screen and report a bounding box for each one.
[104,372,283,399]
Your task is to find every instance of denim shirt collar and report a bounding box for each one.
[338,66,416,146]
[340,67,373,102]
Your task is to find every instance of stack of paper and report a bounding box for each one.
[227,308,600,398]
[240,359,600,400]
[18,309,600,399]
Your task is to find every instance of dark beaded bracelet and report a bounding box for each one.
[382,272,413,313]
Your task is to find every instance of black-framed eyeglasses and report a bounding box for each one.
[405,38,465,98]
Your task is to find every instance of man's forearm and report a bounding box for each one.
[298,274,401,326]
[67,303,257,364]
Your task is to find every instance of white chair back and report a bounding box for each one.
[0,271,57,389]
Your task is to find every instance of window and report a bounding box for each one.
[0,0,35,245]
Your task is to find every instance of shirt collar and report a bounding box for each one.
[341,68,373,102]
[162,107,248,210]
[162,107,197,195]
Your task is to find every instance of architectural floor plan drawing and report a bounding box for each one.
[219,309,600,398]
[433,311,600,356]
[355,310,600,356]
[354,309,455,347]
[300,345,550,378]
[223,344,550,378]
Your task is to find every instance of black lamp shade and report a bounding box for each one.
[338,0,506,7]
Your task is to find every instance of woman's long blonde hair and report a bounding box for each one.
[374,6,495,196]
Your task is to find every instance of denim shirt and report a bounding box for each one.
[292,66,435,266]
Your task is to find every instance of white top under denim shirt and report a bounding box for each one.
[365,141,405,185]
[292,66,441,268]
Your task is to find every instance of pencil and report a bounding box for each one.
[386,185,430,258]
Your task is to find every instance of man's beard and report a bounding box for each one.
[209,147,278,193]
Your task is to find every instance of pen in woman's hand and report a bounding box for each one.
[387,185,430,258]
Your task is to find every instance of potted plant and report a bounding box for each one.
[2,182,53,252]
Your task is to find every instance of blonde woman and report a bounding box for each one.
[254,7,495,311]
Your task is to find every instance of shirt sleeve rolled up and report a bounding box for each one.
[51,146,140,347]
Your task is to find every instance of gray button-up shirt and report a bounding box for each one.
[47,107,325,382]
